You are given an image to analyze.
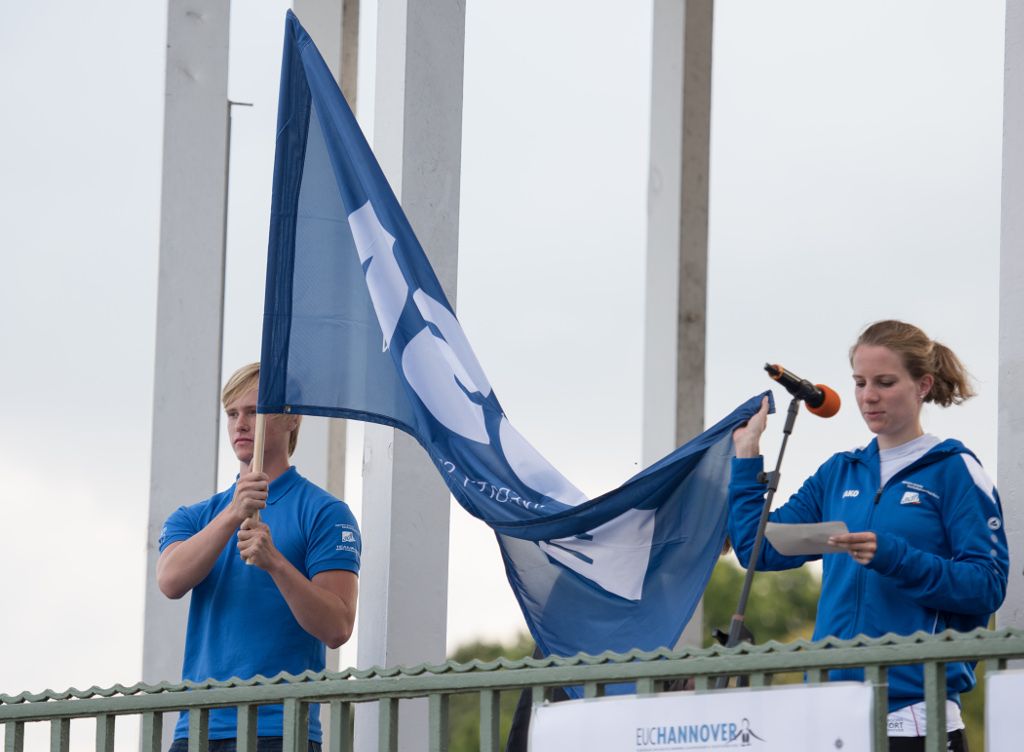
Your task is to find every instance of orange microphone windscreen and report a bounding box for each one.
[807,384,841,418]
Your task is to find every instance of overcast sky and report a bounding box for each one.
[0,1,1006,748]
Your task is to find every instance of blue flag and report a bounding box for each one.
[260,11,772,668]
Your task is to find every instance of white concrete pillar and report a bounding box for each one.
[293,0,360,103]
[140,1,230,748]
[997,0,1024,630]
[354,1,466,749]
[641,0,714,647]
[294,0,342,80]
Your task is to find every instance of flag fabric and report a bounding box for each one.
[260,11,772,670]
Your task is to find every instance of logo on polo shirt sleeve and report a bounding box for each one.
[335,523,360,554]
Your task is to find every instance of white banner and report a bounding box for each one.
[529,682,873,751]
[986,669,1024,748]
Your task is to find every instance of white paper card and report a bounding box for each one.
[765,520,849,555]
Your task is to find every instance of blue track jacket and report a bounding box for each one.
[728,438,1009,711]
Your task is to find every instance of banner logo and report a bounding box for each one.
[635,717,765,749]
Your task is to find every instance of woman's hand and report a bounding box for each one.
[732,397,769,458]
[829,532,878,565]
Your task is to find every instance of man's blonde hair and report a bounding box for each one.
[221,362,300,456]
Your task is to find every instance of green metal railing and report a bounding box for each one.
[4,628,1024,752]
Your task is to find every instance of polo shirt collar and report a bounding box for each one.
[266,466,301,505]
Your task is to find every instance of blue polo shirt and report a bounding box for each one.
[159,467,361,742]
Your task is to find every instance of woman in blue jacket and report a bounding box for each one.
[729,320,1009,752]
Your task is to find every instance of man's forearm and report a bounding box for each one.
[157,509,243,599]
[267,560,357,649]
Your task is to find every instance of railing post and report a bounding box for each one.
[4,721,24,752]
[479,690,500,752]
[140,712,163,752]
[923,662,947,752]
[427,694,448,752]
[283,699,309,752]
[330,701,354,752]
[864,665,888,752]
[748,672,770,688]
[806,668,827,683]
[237,704,258,752]
[95,714,115,752]
[531,685,548,705]
[378,698,398,752]
[187,708,209,752]
[49,718,70,752]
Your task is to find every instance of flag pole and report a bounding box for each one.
[242,414,266,566]
[251,413,266,523]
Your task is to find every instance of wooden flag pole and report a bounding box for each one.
[251,413,266,523]
[242,413,267,567]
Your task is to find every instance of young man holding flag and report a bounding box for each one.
[157,363,360,751]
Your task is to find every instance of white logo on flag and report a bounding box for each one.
[341,531,356,543]
[346,200,656,600]
[539,509,656,602]
[349,202,409,350]
[350,202,495,443]
[900,491,921,505]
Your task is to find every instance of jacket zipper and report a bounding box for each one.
[842,442,959,640]
[853,485,883,634]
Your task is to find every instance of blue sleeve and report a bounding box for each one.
[866,458,1009,617]
[728,456,827,570]
[306,501,361,578]
[158,504,200,552]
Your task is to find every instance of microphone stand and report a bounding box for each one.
[714,396,801,690]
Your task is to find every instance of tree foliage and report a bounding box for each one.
[701,557,819,645]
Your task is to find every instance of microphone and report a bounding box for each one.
[764,363,841,418]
